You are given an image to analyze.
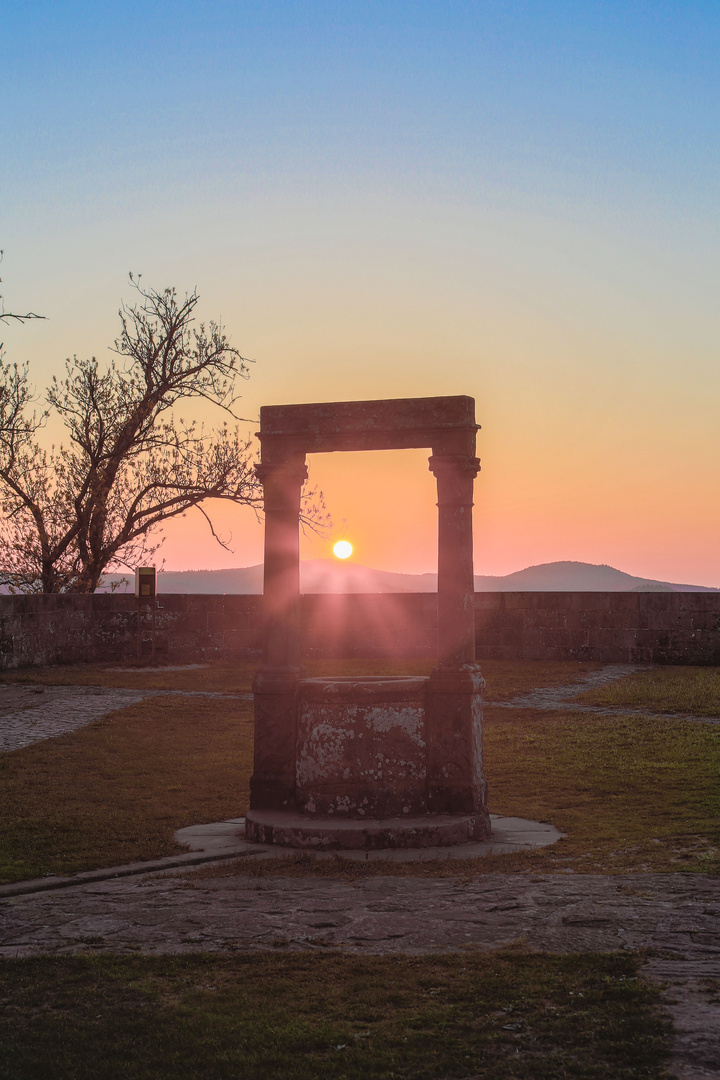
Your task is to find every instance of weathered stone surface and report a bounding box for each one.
[3,868,718,963]
[425,665,489,830]
[250,668,305,810]
[296,677,427,817]
[175,814,561,861]
[258,395,477,455]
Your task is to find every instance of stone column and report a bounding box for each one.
[256,455,308,669]
[250,454,308,811]
[428,453,480,667]
[425,452,489,835]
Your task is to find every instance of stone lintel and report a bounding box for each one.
[258,395,478,456]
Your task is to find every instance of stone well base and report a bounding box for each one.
[244,809,488,850]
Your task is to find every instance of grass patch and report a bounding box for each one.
[0,695,252,883]
[197,705,720,882]
[0,657,600,699]
[578,666,720,717]
[481,707,720,875]
[0,951,670,1080]
[479,660,603,701]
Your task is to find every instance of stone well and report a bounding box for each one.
[245,395,490,849]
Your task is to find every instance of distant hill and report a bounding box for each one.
[473,560,717,593]
[98,559,718,594]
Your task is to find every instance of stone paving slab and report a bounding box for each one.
[5,869,716,965]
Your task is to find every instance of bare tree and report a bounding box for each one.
[0,277,277,592]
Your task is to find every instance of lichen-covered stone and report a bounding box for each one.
[296,677,427,817]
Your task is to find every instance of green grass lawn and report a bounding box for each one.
[1,660,719,883]
[578,665,720,716]
[482,706,720,876]
[0,695,253,882]
[0,659,258,694]
[0,951,670,1080]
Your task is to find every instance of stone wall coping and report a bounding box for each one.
[298,675,428,703]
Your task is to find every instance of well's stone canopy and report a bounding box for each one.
[245,395,490,848]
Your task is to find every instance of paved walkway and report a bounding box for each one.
[0,683,252,753]
[0,684,151,752]
[493,664,720,726]
[1,866,719,1077]
[1,865,717,964]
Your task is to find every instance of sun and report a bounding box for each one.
[333,540,353,560]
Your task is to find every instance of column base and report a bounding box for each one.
[245,808,489,849]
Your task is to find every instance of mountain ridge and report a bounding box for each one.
[99,559,718,594]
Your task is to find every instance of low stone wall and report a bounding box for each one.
[0,593,264,669]
[474,592,720,665]
[0,590,718,670]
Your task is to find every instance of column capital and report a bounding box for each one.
[428,453,481,479]
[255,459,309,487]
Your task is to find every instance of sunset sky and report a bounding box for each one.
[3,2,719,585]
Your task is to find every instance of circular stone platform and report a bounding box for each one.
[246,809,493,850]
[176,814,563,862]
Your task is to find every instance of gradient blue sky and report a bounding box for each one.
[3,2,719,582]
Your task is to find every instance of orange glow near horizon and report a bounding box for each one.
[152,425,720,589]
[301,449,439,575]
